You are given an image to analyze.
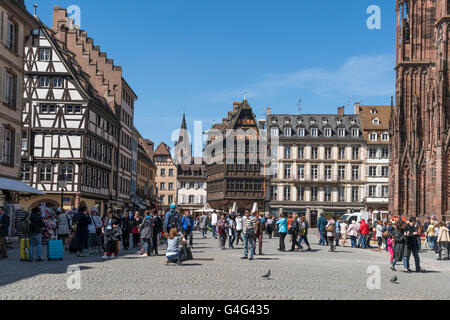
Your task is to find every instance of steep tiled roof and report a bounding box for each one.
[358,105,393,131]
[154,142,171,156]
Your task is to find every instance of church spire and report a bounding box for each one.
[180,113,187,130]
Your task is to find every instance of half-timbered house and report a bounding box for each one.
[19,22,119,214]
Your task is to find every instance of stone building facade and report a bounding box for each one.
[266,107,366,227]
[357,103,392,219]
[390,0,450,220]
[154,142,177,211]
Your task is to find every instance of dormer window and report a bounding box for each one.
[324,128,332,137]
[369,133,377,141]
[322,117,328,124]
[350,118,356,124]
[284,128,291,136]
[285,117,290,124]
[352,128,359,137]
[370,109,377,114]
[297,117,303,124]
[373,118,380,125]
[310,117,316,124]
[271,127,279,137]
[271,117,277,124]
[298,128,305,136]
[382,132,389,141]
[336,117,342,124]
[311,128,318,137]
[338,128,345,137]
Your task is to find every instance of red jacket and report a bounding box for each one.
[359,220,369,235]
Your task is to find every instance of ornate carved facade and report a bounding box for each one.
[390,0,450,220]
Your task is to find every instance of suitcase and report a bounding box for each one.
[20,238,30,261]
[47,239,63,260]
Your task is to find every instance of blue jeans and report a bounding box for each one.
[318,229,326,245]
[416,237,422,250]
[403,249,421,270]
[360,235,368,249]
[211,226,217,238]
[243,233,254,258]
[427,236,434,249]
[30,233,42,260]
[350,236,357,248]
[228,230,236,248]
[202,228,208,238]
[142,238,152,254]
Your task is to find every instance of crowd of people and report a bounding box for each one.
[0,205,449,270]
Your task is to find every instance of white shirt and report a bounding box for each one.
[235,217,243,231]
[376,224,383,238]
[211,213,218,226]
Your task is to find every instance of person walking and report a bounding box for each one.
[102,211,121,259]
[340,221,348,247]
[326,217,337,252]
[235,214,243,245]
[227,214,236,249]
[131,212,142,250]
[403,218,426,273]
[288,213,300,252]
[199,212,209,239]
[387,232,395,266]
[375,220,384,251]
[265,216,275,239]
[241,210,256,260]
[217,214,229,250]
[317,213,328,245]
[359,219,369,249]
[425,221,436,251]
[211,210,218,239]
[298,216,311,251]
[347,220,358,248]
[254,212,264,255]
[139,211,154,257]
[57,210,71,251]
[88,209,103,254]
[71,206,91,257]
[29,207,45,262]
[0,207,10,259]
[436,221,450,260]
[335,219,341,247]
[276,213,288,252]
[181,211,194,247]
[121,212,132,250]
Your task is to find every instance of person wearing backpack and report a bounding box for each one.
[164,204,180,233]
[139,211,154,257]
[151,209,162,255]
[0,207,10,259]
[181,211,194,247]
[29,207,45,262]
[288,213,300,252]
[57,210,71,251]
[217,214,229,250]
[265,216,275,239]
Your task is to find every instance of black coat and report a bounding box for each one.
[30,212,45,234]
[121,217,132,234]
[393,229,406,261]
[104,217,121,242]
[71,212,91,250]
[0,214,10,237]
[404,224,419,255]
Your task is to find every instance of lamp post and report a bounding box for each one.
[57,173,67,211]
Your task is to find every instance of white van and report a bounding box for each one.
[341,211,370,224]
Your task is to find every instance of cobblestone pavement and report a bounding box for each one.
[0,231,449,300]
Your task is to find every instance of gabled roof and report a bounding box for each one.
[208,100,257,134]
[358,105,393,131]
[154,142,171,156]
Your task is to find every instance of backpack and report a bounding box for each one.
[20,213,32,236]
[153,216,162,232]
[167,211,179,229]
[326,224,335,232]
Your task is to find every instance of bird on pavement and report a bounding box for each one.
[390,276,398,284]
[261,270,271,279]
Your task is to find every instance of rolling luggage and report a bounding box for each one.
[20,238,30,261]
[47,239,63,260]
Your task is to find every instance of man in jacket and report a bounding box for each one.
[241,210,256,260]
[121,212,132,250]
[164,204,181,233]
[317,213,328,245]
[181,211,194,246]
[359,219,369,249]
[198,212,209,239]
[404,217,425,272]
[289,213,300,252]
[139,210,154,257]
[0,207,10,258]
[254,212,264,255]
[29,207,45,262]
[72,206,91,257]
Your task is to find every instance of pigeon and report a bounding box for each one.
[261,270,271,279]
[390,276,398,283]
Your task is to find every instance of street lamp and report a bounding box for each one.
[57,173,67,211]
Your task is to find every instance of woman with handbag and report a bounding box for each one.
[131,212,142,249]
[326,217,337,252]
[88,209,103,254]
[217,214,229,250]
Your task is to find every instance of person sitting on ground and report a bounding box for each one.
[166,227,187,266]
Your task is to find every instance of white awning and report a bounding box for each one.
[0,177,45,195]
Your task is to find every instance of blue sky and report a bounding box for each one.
[26,0,396,150]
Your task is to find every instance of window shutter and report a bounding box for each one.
[376,185,381,198]
[0,10,4,44]
[365,166,369,177]
[376,166,381,177]
[0,126,3,162]
[14,131,21,166]
[0,66,3,102]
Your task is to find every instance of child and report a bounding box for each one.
[387,233,394,265]
[437,221,450,260]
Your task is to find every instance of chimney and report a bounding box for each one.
[354,102,360,115]
[266,107,271,116]
[337,106,345,117]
